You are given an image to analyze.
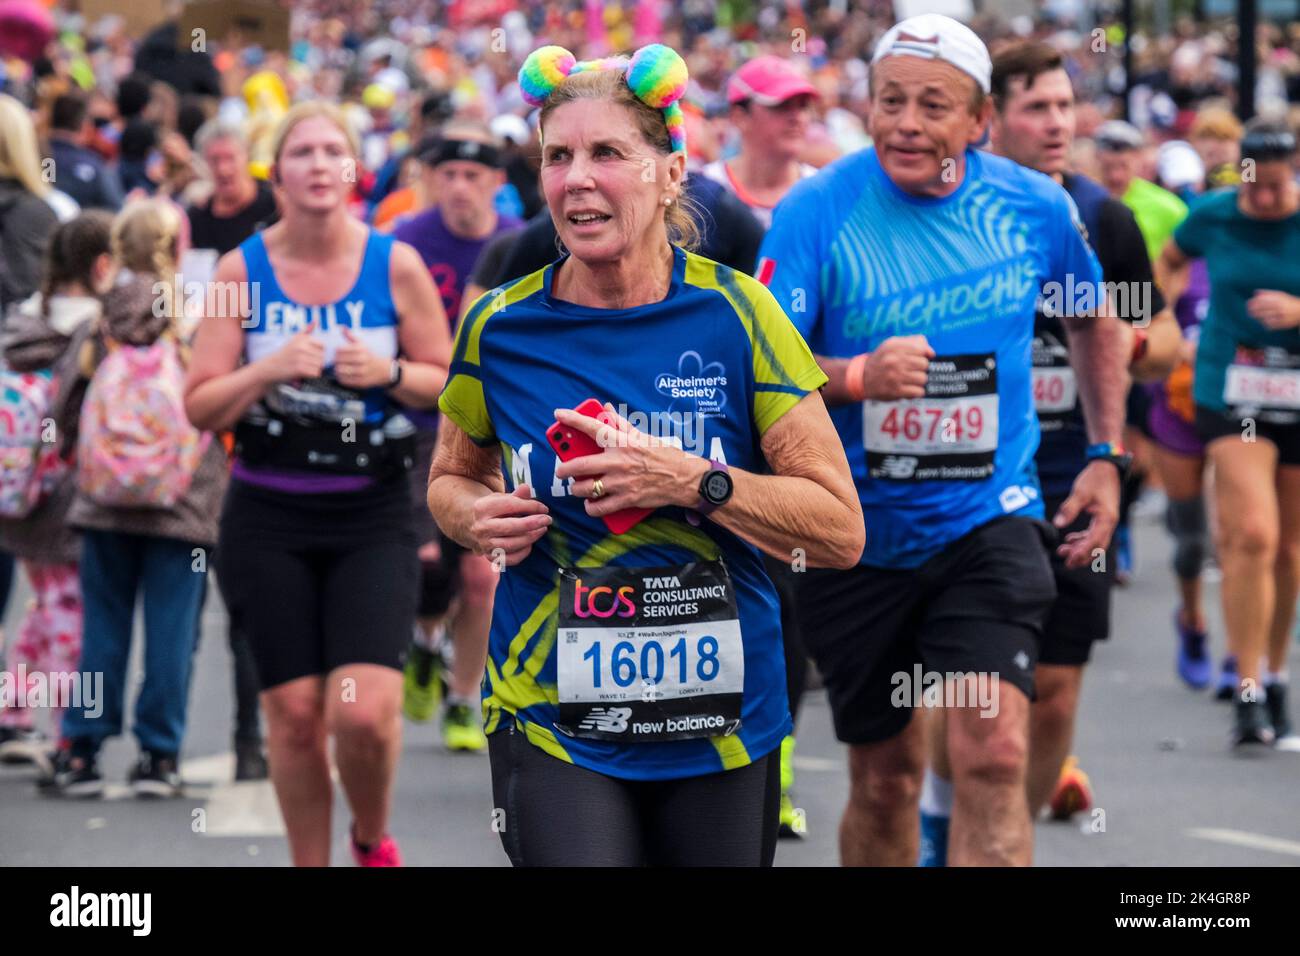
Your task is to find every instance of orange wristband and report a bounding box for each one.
[845,352,870,403]
[1129,329,1149,365]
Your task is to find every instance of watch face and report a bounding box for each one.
[704,471,731,504]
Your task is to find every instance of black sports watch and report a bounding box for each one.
[697,460,733,515]
[388,359,403,388]
[1085,442,1133,480]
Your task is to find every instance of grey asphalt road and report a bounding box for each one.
[1,509,1297,867]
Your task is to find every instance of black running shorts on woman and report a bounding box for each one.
[217,475,419,689]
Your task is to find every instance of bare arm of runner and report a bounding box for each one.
[814,335,935,406]
[332,242,453,404]
[1247,290,1300,330]
[387,240,453,406]
[1129,305,1182,383]
[1153,238,1192,308]
[428,418,548,568]
[1056,298,1128,568]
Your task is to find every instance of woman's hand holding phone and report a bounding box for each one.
[551,400,702,533]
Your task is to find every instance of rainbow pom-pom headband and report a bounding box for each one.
[518,43,689,155]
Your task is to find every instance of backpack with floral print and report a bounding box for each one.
[77,333,207,508]
[0,367,64,517]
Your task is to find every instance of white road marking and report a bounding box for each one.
[181,752,236,785]
[179,751,282,837]
[1185,827,1300,858]
[187,752,340,838]
[202,780,285,837]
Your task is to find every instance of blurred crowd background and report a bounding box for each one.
[0,0,1298,237]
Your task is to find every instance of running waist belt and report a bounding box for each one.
[234,413,417,477]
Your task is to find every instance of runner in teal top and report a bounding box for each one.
[1156,118,1300,749]
[1170,189,1300,414]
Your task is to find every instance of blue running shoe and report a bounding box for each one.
[1176,612,1211,690]
[1114,524,1133,586]
[918,811,949,867]
[1214,656,1238,701]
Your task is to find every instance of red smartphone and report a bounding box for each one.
[546,398,653,535]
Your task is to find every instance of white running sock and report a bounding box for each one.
[920,766,953,819]
[412,622,447,653]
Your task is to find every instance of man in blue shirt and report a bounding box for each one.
[759,15,1127,866]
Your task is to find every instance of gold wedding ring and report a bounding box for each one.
[591,478,606,499]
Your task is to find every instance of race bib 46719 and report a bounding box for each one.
[863,353,999,481]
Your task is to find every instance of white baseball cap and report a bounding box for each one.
[871,14,992,95]
[1157,140,1205,191]
[490,113,530,146]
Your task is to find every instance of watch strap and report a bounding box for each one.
[687,460,731,526]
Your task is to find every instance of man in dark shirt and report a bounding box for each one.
[915,40,1182,866]
[391,123,523,754]
[47,93,123,211]
[133,20,222,98]
[187,120,278,256]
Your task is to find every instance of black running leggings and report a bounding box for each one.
[488,723,781,866]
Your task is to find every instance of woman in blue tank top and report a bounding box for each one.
[185,102,453,866]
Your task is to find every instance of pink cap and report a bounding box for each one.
[727,56,819,107]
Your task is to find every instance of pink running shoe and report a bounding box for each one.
[350,828,403,867]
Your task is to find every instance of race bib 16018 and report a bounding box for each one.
[554,561,744,743]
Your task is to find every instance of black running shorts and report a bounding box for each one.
[795,516,1057,745]
[1195,404,1300,466]
[217,475,419,689]
[1038,494,1114,667]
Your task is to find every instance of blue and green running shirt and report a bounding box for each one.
[759,146,1103,569]
[438,246,827,780]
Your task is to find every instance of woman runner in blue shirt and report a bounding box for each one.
[428,45,861,866]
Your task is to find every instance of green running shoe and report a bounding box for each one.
[442,702,487,753]
[778,793,805,839]
[778,735,804,838]
[402,643,442,724]
[779,734,796,794]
